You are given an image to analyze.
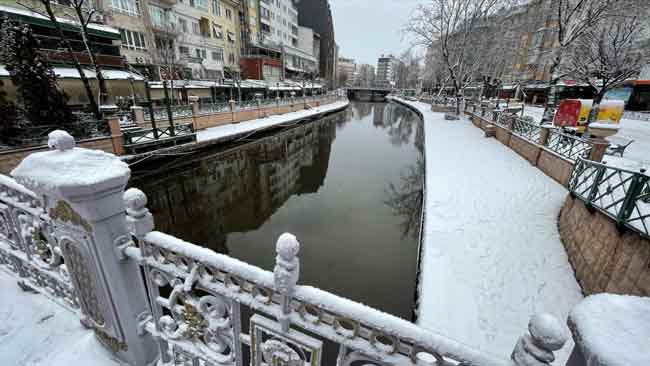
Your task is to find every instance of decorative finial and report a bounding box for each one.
[274,233,300,333]
[124,188,148,218]
[47,130,75,151]
[512,313,568,365]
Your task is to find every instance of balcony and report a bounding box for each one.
[34,35,124,68]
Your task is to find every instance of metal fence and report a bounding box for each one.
[569,158,650,238]
[545,130,593,162]
[2,120,111,147]
[511,118,542,143]
[199,102,231,115]
[123,123,195,146]
[0,175,79,311]
[144,105,193,122]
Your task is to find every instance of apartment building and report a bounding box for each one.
[376,55,397,89]
[337,57,355,88]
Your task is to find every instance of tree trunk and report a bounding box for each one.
[541,54,562,124]
[42,1,100,119]
[74,5,109,107]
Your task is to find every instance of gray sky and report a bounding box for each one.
[329,0,427,66]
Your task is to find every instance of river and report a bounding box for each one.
[130,101,424,320]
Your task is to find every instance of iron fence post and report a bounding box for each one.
[586,163,607,205]
[616,171,649,230]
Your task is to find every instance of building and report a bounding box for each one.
[376,55,397,89]
[336,57,356,88]
[294,0,337,89]
[354,64,375,88]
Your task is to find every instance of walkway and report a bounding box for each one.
[0,269,120,366]
[395,99,583,363]
[196,100,349,143]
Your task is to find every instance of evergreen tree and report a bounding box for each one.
[0,21,73,127]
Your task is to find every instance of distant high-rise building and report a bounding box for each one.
[294,0,337,89]
[354,64,376,88]
[337,57,356,88]
[376,55,397,89]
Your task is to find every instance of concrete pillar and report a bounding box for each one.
[11,130,157,366]
[539,126,552,146]
[588,138,611,162]
[130,106,145,127]
[105,115,125,156]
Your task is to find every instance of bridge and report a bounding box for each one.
[345,87,392,102]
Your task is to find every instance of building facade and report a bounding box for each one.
[376,55,397,89]
[294,0,337,88]
[336,57,356,88]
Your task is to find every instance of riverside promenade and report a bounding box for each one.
[391,98,583,364]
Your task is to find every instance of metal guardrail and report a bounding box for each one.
[198,102,230,115]
[569,158,650,238]
[144,105,193,121]
[2,120,111,148]
[511,118,542,143]
[545,129,593,162]
[123,123,195,146]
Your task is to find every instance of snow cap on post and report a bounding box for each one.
[48,130,75,151]
[511,313,568,366]
[274,233,300,292]
[124,188,154,238]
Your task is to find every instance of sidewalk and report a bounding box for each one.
[196,100,349,143]
[394,98,583,363]
[0,269,120,366]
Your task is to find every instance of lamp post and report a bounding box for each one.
[127,75,136,107]
[143,79,159,139]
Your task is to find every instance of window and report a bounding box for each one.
[227,31,235,43]
[192,21,200,35]
[119,29,146,50]
[179,46,190,55]
[226,8,232,20]
[190,0,207,9]
[149,6,168,28]
[111,0,140,16]
[212,0,221,16]
[228,53,235,64]
[212,49,224,61]
[212,23,223,38]
[178,18,188,33]
[195,49,206,59]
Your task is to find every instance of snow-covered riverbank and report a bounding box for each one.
[391,97,583,363]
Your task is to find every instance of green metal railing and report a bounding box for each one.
[569,158,650,238]
[511,118,542,143]
[123,123,195,146]
[545,129,592,162]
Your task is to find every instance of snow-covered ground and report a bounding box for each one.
[196,100,349,143]
[394,98,583,363]
[521,105,546,123]
[0,269,121,366]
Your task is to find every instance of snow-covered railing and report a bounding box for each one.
[198,101,231,115]
[144,105,193,121]
[544,130,593,162]
[120,188,569,366]
[511,118,542,143]
[0,174,79,311]
[569,158,649,238]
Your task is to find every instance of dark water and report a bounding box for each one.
[130,102,424,320]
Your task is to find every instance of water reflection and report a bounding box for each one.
[131,102,424,319]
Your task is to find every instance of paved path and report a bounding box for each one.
[395,98,583,363]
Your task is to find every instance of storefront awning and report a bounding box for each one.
[0,5,121,40]
[0,65,144,81]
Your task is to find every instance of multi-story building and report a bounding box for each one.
[293,0,337,88]
[354,64,375,88]
[336,57,356,88]
[376,55,397,89]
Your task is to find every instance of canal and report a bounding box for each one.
[130,101,424,320]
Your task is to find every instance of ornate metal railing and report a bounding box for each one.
[116,110,135,127]
[544,130,592,162]
[123,220,516,366]
[144,105,193,122]
[569,158,650,238]
[123,123,195,146]
[199,102,231,115]
[511,118,542,143]
[235,99,259,111]
[0,175,79,311]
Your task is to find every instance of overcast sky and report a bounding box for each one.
[329,0,427,66]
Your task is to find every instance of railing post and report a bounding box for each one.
[273,233,300,333]
[587,138,610,163]
[616,169,648,231]
[11,131,157,366]
[539,126,551,146]
[131,106,145,127]
[104,112,125,156]
[511,313,568,366]
[189,99,201,132]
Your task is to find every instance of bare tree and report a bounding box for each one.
[19,0,102,118]
[405,0,510,114]
[563,7,649,123]
[541,0,614,122]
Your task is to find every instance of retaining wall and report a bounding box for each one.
[559,196,650,296]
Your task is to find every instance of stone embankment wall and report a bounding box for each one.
[559,196,650,296]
